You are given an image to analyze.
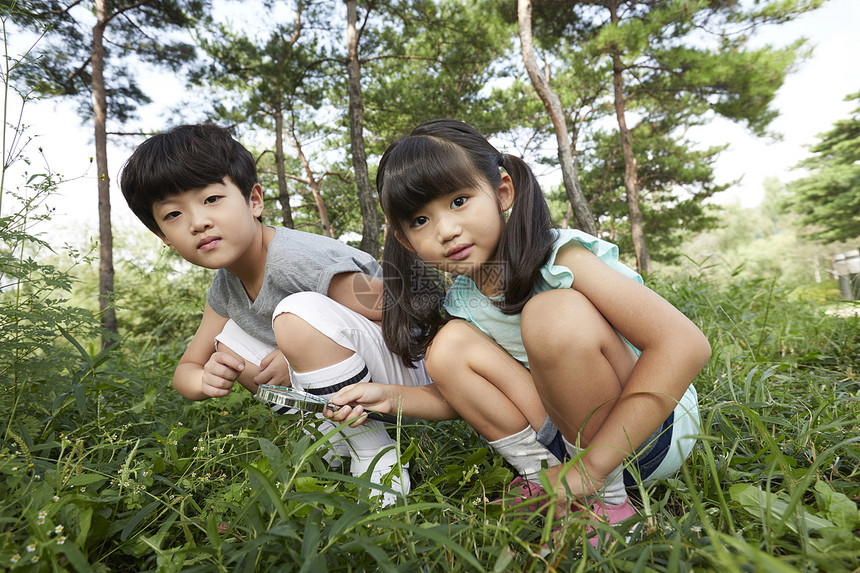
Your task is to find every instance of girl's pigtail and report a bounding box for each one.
[381,232,448,368]
[495,153,555,315]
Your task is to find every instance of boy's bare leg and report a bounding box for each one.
[272,312,355,372]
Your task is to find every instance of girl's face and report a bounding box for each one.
[397,174,514,293]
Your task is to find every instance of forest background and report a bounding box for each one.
[1,0,859,571]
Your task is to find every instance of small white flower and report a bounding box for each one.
[26,544,36,552]
[52,495,59,502]
[56,536,66,545]
[54,524,64,535]
[11,554,20,563]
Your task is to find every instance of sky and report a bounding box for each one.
[2,0,859,245]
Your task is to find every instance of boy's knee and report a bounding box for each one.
[272,293,353,370]
[272,292,329,347]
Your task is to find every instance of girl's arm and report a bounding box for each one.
[326,382,459,425]
[554,243,711,487]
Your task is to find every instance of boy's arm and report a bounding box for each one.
[174,303,245,400]
[327,272,383,322]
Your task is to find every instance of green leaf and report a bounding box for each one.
[300,508,322,560]
[67,473,108,487]
[120,500,161,541]
[259,437,283,472]
[729,483,836,534]
[814,481,860,530]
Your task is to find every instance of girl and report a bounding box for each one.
[327,119,710,537]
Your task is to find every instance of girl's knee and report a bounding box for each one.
[521,290,599,357]
[425,320,480,380]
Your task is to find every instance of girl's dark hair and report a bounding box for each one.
[377,119,555,366]
[120,124,258,234]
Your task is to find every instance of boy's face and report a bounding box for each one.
[152,177,264,271]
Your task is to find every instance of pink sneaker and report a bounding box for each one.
[585,497,637,548]
[496,476,547,513]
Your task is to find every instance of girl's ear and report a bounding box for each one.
[394,230,416,253]
[497,173,515,212]
[249,183,265,217]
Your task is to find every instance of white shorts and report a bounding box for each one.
[214,292,432,389]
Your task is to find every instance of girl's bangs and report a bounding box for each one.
[381,136,482,226]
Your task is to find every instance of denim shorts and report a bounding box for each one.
[536,384,699,486]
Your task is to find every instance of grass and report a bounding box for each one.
[2,241,859,571]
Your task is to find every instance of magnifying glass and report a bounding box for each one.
[256,384,413,425]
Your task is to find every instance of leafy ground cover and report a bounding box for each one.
[2,193,859,572]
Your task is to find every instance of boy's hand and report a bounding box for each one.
[201,352,245,398]
[325,382,393,427]
[253,350,291,389]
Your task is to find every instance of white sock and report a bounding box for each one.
[291,353,409,503]
[563,437,628,506]
[489,426,560,483]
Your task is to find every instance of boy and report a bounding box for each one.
[120,124,432,504]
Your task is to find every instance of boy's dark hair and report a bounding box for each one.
[377,119,555,367]
[120,124,258,234]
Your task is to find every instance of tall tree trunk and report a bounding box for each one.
[288,130,333,238]
[346,0,380,257]
[517,0,596,236]
[609,0,650,275]
[93,0,117,346]
[274,107,294,228]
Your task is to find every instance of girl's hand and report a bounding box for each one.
[325,383,394,427]
[545,462,604,516]
[253,349,291,389]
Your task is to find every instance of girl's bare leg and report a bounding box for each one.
[425,319,546,441]
[522,289,639,506]
[521,289,638,447]
[427,319,561,485]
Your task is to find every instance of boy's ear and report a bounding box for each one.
[498,173,515,212]
[151,229,172,248]
[394,230,416,253]
[249,183,265,217]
